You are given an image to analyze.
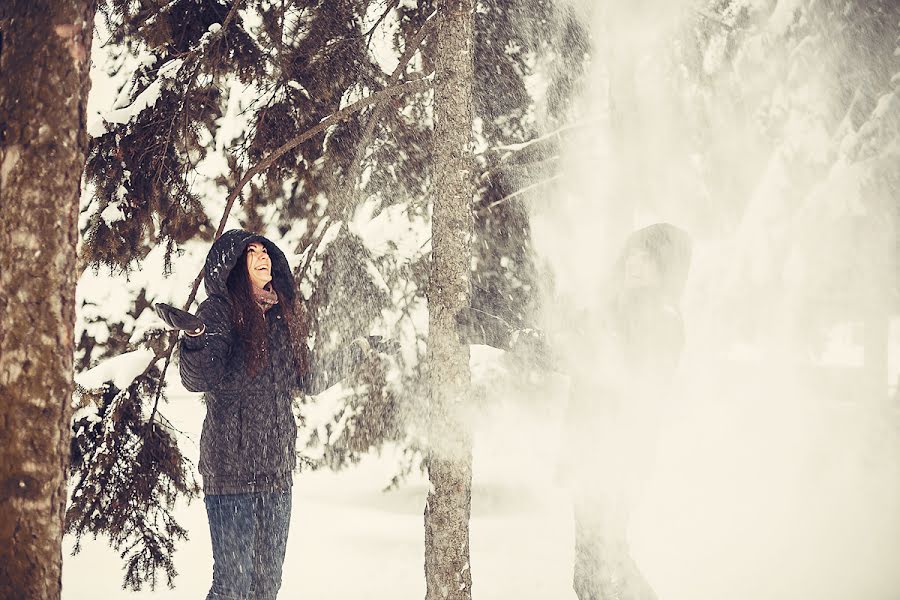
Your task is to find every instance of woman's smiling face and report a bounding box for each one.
[246,241,272,289]
[623,248,661,291]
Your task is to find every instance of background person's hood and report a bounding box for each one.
[619,223,693,303]
[203,229,296,302]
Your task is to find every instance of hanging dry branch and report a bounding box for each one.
[476,119,600,186]
[476,173,563,216]
[696,9,734,31]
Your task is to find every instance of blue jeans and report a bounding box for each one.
[204,490,292,600]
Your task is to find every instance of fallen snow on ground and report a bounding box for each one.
[62,373,577,600]
[63,354,900,600]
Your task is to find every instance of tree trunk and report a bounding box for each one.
[0,1,96,598]
[424,1,475,600]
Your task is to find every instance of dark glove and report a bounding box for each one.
[366,335,401,356]
[154,303,205,335]
[509,328,550,366]
[347,336,400,364]
[454,307,513,349]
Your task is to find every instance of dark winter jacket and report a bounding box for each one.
[179,229,307,495]
[608,223,692,378]
[559,223,692,484]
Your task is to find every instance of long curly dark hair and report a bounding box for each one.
[226,246,310,378]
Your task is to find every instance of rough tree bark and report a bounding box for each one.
[0,1,96,598]
[423,1,475,600]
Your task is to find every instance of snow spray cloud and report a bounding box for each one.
[527,1,900,599]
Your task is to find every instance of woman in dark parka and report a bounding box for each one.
[155,229,313,600]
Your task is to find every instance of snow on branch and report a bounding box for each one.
[91,59,184,136]
[75,348,158,391]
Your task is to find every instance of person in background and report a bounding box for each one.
[457,223,692,600]
[564,223,691,600]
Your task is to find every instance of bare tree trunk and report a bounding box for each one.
[0,1,96,598]
[424,1,474,599]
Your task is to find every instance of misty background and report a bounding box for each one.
[64,0,899,598]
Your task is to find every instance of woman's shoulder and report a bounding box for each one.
[196,295,233,326]
[196,294,230,310]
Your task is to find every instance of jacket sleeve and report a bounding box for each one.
[178,297,236,393]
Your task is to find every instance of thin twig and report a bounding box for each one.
[476,119,599,185]
[336,12,437,219]
[221,0,243,31]
[365,0,400,50]
[194,76,432,302]
[353,10,437,206]
[696,9,733,31]
[476,173,562,216]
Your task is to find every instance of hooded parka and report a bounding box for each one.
[561,223,693,490]
[179,230,307,495]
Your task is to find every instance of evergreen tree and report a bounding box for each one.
[70,0,590,588]
[680,0,899,380]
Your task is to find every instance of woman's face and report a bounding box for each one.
[246,241,272,289]
[623,249,661,291]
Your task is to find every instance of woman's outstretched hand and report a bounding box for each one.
[154,303,205,336]
[348,336,401,364]
[365,335,401,356]
[455,307,553,368]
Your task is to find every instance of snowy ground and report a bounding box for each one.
[62,368,578,600]
[63,353,900,600]
[63,451,577,600]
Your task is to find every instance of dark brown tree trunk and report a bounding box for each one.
[424,1,475,599]
[0,1,96,598]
